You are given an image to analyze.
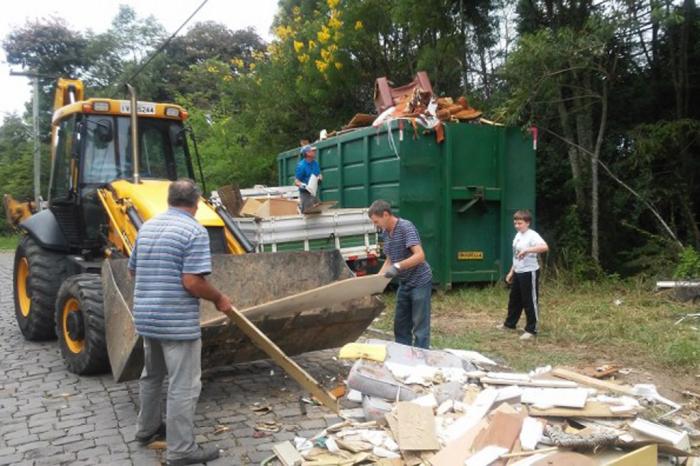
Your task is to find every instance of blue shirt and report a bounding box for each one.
[128,207,212,340]
[295,158,320,185]
[382,218,433,288]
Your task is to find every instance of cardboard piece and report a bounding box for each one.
[240,197,300,218]
[528,401,636,418]
[396,402,440,451]
[303,200,337,214]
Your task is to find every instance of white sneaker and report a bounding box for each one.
[496,324,516,331]
[520,332,535,340]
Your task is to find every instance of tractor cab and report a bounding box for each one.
[47,79,193,252]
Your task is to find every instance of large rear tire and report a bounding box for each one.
[13,236,70,340]
[55,274,110,375]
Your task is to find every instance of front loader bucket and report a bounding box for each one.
[102,250,386,382]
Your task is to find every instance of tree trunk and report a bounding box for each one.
[590,77,610,265]
[557,92,586,208]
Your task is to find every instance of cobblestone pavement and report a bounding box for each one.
[0,252,352,465]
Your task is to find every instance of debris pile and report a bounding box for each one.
[273,340,699,465]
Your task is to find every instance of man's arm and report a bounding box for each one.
[516,242,549,259]
[182,274,232,312]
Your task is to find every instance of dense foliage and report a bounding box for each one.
[1,1,698,278]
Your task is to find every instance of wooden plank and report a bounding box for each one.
[472,410,526,466]
[396,402,440,451]
[528,401,635,418]
[531,452,596,466]
[273,441,303,466]
[222,305,339,413]
[603,444,657,466]
[551,368,634,395]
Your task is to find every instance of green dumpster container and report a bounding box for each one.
[278,121,536,289]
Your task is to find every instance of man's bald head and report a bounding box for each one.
[168,178,202,208]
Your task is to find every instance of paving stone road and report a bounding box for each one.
[0,252,351,465]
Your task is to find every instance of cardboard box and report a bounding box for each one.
[240,197,299,218]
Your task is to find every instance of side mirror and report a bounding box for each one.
[169,125,185,147]
[96,119,114,143]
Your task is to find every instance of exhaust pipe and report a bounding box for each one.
[125,84,140,184]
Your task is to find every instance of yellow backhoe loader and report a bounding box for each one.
[9,79,384,382]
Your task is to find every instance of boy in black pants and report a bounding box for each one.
[499,210,549,340]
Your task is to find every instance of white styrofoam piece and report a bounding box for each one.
[347,389,363,403]
[441,388,498,444]
[630,418,690,451]
[519,417,544,450]
[411,393,438,408]
[465,445,509,466]
[495,385,523,402]
[521,388,588,409]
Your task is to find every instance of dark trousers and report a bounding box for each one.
[505,270,540,334]
[394,283,432,348]
[299,189,320,213]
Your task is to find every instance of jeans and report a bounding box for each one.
[136,337,202,461]
[394,283,432,349]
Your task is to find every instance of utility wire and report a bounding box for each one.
[110,0,209,97]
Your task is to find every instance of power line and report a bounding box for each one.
[110,0,209,96]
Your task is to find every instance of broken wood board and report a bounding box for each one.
[482,377,578,388]
[429,419,488,466]
[396,402,440,451]
[273,440,303,466]
[521,388,588,409]
[603,444,657,466]
[203,274,391,327]
[551,368,634,395]
[531,452,596,466]
[528,401,636,418]
[473,410,527,466]
[222,305,338,413]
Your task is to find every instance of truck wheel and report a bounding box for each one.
[55,274,110,375]
[13,236,69,340]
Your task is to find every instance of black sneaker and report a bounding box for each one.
[135,422,166,445]
[166,446,221,466]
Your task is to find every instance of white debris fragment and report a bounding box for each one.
[519,417,544,450]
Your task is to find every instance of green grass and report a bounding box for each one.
[0,235,19,250]
[374,278,700,373]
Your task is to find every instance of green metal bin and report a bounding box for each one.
[278,121,536,289]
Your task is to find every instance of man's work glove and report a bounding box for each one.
[384,263,401,278]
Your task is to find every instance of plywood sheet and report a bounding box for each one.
[396,402,440,451]
[604,444,657,466]
[531,452,596,466]
[473,411,526,466]
[429,419,488,466]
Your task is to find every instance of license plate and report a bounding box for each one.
[120,101,156,115]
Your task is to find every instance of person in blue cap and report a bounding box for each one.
[295,144,322,213]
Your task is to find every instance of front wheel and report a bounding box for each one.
[55,274,110,375]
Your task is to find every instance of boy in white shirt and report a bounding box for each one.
[500,210,549,340]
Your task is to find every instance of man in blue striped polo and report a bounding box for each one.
[129,178,232,466]
[368,200,433,348]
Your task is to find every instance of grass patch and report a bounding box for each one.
[375,278,700,373]
[0,235,19,250]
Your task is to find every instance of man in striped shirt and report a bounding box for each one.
[368,200,433,348]
[129,179,232,466]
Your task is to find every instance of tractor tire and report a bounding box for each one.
[55,274,110,375]
[13,235,70,340]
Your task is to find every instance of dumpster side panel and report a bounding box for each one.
[448,124,502,283]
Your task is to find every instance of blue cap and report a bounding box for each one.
[300,144,317,156]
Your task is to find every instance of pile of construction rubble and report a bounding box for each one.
[272,340,699,466]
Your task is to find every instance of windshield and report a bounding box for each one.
[81,115,193,184]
